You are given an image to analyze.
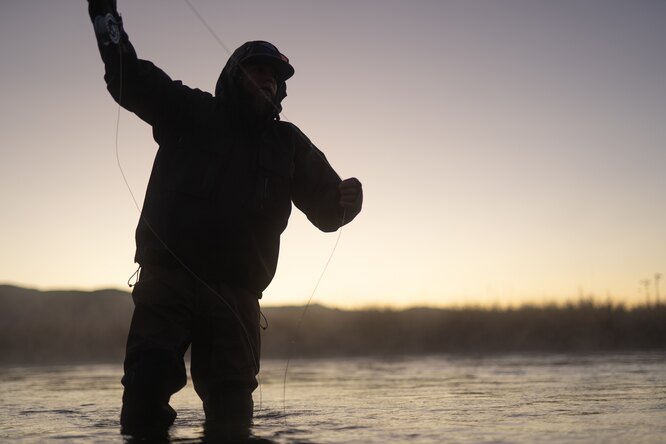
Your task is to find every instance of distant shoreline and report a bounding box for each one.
[0,281,658,310]
[2,284,664,365]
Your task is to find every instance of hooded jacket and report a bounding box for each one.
[91,10,356,295]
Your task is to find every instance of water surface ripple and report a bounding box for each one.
[1,353,665,443]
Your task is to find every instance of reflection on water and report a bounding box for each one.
[1,353,665,443]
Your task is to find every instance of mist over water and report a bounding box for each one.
[2,286,665,365]
[2,353,665,443]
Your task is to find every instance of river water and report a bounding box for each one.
[1,353,665,443]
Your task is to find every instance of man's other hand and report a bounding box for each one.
[339,178,363,214]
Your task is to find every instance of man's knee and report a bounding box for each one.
[123,349,187,396]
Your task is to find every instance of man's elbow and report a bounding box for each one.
[314,217,343,233]
[313,207,360,232]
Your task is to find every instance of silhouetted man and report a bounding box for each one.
[87,0,363,438]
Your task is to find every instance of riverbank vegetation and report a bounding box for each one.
[1,285,664,364]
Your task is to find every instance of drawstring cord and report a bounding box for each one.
[259,310,269,331]
[127,265,141,288]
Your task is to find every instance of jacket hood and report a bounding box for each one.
[215,41,294,121]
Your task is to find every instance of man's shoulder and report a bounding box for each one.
[273,121,311,142]
[173,84,220,124]
[177,83,216,108]
[273,120,297,132]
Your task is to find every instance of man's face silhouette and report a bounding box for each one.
[239,62,278,118]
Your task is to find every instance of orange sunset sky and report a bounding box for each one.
[1,0,665,308]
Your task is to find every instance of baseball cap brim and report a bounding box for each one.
[241,54,294,82]
[239,41,295,82]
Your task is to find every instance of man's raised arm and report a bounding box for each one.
[87,0,203,128]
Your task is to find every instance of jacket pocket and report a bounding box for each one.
[163,137,221,199]
[255,144,293,222]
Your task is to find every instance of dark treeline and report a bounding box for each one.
[1,285,665,365]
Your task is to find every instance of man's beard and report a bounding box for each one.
[240,87,277,121]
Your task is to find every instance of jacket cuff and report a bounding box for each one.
[88,0,117,21]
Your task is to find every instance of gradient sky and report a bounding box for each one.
[1,0,665,308]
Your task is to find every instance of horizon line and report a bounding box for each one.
[1,282,660,311]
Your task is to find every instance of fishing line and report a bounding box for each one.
[281,210,345,417]
[109,12,263,409]
[113,0,348,421]
[184,0,232,54]
[178,3,351,420]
